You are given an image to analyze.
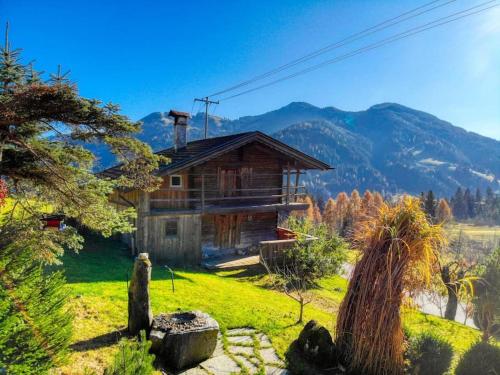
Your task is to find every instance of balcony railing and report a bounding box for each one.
[148,172,307,212]
[259,227,317,268]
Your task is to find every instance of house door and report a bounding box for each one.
[219,168,240,197]
[214,214,242,248]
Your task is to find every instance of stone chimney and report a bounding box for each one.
[168,110,190,151]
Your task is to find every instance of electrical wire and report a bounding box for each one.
[206,0,457,97]
[220,1,498,101]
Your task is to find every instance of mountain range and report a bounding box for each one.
[90,102,500,198]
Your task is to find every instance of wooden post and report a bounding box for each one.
[201,174,205,212]
[294,169,301,202]
[286,164,291,205]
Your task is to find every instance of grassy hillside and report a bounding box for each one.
[55,236,484,374]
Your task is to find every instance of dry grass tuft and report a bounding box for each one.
[335,196,446,375]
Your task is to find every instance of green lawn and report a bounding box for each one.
[57,235,484,374]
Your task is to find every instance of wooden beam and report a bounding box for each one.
[294,169,301,202]
[286,164,291,205]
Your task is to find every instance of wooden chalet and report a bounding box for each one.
[102,110,331,265]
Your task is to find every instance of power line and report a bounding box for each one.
[194,97,220,138]
[221,1,498,101]
[207,0,457,97]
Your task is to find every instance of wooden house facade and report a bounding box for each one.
[102,110,331,265]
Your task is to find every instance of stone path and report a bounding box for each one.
[177,328,289,375]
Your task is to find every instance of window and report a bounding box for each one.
[170,175,182,188]
[165,219,178,238]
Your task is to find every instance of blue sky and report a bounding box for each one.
[2,0,500,139]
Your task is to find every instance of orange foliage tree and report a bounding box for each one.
[436,199,453,223]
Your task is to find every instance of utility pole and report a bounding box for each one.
[194,96,219,139]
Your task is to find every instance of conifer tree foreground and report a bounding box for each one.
[0,26,163,372]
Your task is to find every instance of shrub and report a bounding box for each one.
[406,332,453,375]
[104,331,155,375]
[455,341,500,375]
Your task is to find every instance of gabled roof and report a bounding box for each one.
[99,131,331,178]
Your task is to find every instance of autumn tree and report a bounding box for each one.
[334,192,350,235]
[373,192,384,209]
[304,196,315,222]
[323,198,336,232]
[0,26,162,372]
[313,203,322,224]
[361,190,375,217]
[436,199,453,223]
[345,190,362,233]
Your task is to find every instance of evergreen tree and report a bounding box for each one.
[451,187,467,220]
[464,188,475,219]
[424,190,437,219]
[0,26,162,372]
[0,221,72,373]
[475,188,483,217]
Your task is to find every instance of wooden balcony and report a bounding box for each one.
[259,227,317,268]
[147,172,307,214]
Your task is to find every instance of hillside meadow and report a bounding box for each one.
[54,235,486,374]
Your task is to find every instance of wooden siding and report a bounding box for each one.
[144,214,201,265]
[150,174,189,210]
[202,212,277,253]
[190,142,284,208]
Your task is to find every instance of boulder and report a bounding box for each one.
[297,320,336,367]
[150,311,219,370]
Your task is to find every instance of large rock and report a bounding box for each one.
[150,311,219,370]
[128,253,153,335]
[297,320,336,367]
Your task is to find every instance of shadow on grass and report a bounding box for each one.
[70,328,128,352]
[215,263,267,279]
[60,234,196,284]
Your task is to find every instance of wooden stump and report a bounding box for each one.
[128,253,153,335]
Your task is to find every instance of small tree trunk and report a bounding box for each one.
[444,285,458,321]
[128,253,153,336]
[441,265,458,321]
[298,298,304,324]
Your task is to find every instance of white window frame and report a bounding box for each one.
[170,175,183,188]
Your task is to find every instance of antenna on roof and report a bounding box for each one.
[194,96,219,139]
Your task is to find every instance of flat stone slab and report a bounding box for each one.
[257,332,272,347]
[171,328,286,374]
[265,366,289,375]
[227,328,257,336]
[228,345,254,355]
[227,335,253,345]
[176,368,210,375]
[261,347,281,364]
[235,355,259,374]
[200,354,241,374]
